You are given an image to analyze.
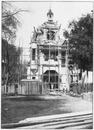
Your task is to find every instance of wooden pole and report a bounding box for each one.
[49,44,50,89]
[30,45,32,79]
[18,39,20,94]
[58,44,59,90]
[66,40,69,92]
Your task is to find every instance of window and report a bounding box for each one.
[6,86,8,93]
[32,77,35,79]
[15,84,18,94]
[44,54,49,61]
[32,49,36,60]
[47,31,55,40]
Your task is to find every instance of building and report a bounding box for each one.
[2,9,92,95]
[25,8,70,94]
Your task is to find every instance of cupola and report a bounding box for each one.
[47,9,54,21]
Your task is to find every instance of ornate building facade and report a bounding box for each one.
[2,9,93,95]
[27,9,70,92]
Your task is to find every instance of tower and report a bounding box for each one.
[27,9,70,93]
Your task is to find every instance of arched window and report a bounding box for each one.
[47,31,55,40]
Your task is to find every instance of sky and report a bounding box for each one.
[10,1,93,61]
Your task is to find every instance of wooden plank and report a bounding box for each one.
[2,111,92,129]
[41,120,92,129]
[65,123,92,129]
[18,115,92,129]
[20,111,92,123]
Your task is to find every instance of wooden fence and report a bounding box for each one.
[70,83,93,94]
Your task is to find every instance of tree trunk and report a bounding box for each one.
[86,70,88,92]
[5,73,9,87]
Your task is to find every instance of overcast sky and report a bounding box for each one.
[10,1,93,60]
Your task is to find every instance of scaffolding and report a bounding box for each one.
[14,8,70,95]
[25,40,70,94]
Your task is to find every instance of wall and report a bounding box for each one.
[21,80,42,95]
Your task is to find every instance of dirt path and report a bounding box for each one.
[40,94,92,113]
[59,94,92,112]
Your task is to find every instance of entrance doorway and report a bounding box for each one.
[15,84,18,94]
[43,70,59,89]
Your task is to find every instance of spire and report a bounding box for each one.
[47,8,54,21]
[49,3,51,10]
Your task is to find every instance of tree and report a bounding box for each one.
[2,2,21,43]
[2,39,27,85]
[2,2,20,86]
[64,13,93,72]
[2,2,28,86]
[2,39,21,85]
[2,1,29,42]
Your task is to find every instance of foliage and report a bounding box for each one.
[63,30,69,39]
[2,1,30,42]
[64,13,93,71]
[2,39,21,84]
[2,2,21,42]
[2,2,28,85]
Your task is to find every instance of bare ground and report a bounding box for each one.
[1,93,92,124]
